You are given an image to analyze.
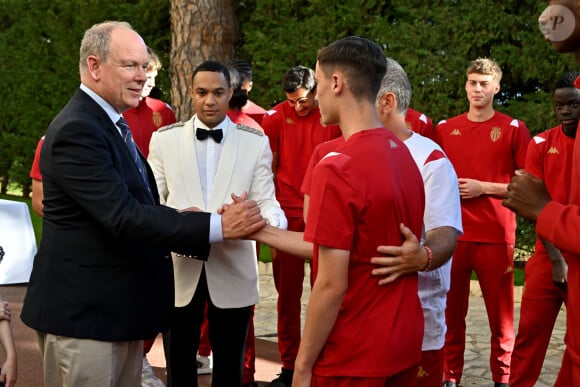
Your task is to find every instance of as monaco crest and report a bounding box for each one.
[490,127,501,142]
[152,112,163,128]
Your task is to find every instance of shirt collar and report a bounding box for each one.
[80,83,123,125]
[194,115,230,138]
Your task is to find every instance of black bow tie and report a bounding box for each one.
[196,128,223,143]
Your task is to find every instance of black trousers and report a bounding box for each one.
[164,267,252,387]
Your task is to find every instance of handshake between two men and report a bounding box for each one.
[182,192,288,241]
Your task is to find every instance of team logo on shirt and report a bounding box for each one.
[152,112,163,128]
[286,117,294,124]
[490,127,502,142]
[451,129,461,136]
[417,366,429,378]
[548,147,560,155]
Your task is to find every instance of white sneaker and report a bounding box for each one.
[197,354,212,375]
[141,357,165,387]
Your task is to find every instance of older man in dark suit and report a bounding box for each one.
[20,21,265,387]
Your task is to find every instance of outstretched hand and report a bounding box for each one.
[503,170,550,221]
[221,192,266,239]
[370,223,426,285]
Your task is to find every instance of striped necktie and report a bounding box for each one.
[116,117,153,199]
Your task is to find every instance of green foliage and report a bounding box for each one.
[0,0,172,192]
[239,0,577,124]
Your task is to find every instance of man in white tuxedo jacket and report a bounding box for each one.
[148,60,286,387]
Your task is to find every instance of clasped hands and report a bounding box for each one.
[181,192,268,239]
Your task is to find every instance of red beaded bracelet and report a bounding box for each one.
[422,245,433,272]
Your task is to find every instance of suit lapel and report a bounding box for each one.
[77,89,156,205]
[180,118,205,209]
[208,121,239,210]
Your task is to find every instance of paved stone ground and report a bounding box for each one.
[254,262,566,386]
[11,262,564,386]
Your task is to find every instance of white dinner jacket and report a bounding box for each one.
[148,116,284,308]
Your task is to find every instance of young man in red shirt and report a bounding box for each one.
[509,71,580,386]
[504,2,580,385]
[262,65,340,387]
[436,58,530,387]
[293,36,425,387]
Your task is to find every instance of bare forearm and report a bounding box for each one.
[481,181,509,197]
[295,247,349,385]
[371,224,459,285]
[0,320,16,366]
[252,224,312,258]
[542,238,564,264]
[31,179,43,216]
[423,226,459,271]
[295,281,344,372]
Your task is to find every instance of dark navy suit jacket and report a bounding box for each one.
[21,89,211,341]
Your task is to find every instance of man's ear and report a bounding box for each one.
[379,92,397,113]
[493,81,501,95]
[86,55,101,81]
[332,72,344,94]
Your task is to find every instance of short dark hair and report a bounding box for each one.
[555,71,580,91]
[317,36,386,102]
[192,60,231,87]
[282,65,316,93]
[229,58,253,83]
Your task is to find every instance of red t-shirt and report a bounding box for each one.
[535,125,580,367]
[262,102,341,217]
[30,136,44,180]
[301,137,345,197]
[227,110,264,132]
[526,125,574,257]
[406,107,435,141]
[123,97,177,157]
[435,111,530,244]
[242,99,267,125]
[305,128,424,377]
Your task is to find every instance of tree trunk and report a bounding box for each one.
[169,0,239,121]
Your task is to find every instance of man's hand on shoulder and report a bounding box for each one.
[221,192,267,239]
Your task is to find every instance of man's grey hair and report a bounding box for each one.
[376,57,412,115]
[79,21,133,76]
